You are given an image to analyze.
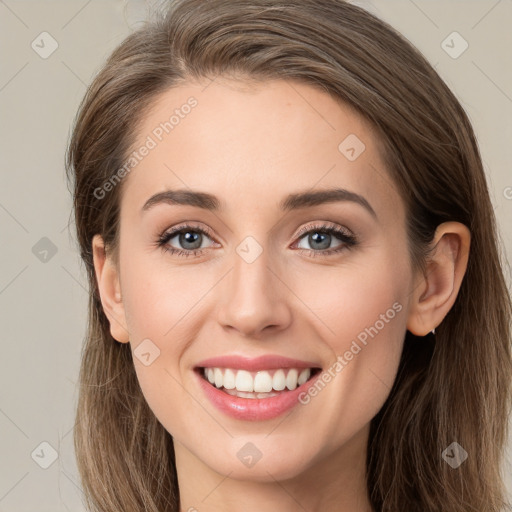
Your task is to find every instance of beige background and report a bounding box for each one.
[0,0,510,510]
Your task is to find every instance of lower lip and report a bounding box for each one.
[195,370,321,421]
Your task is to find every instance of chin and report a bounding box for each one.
[200,438,319,483]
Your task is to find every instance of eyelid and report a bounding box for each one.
[158,222,219,246]
[293,221,353,240]
[158,220,357,256]
[159,221,352,243]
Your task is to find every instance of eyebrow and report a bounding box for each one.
[141,187,377,219]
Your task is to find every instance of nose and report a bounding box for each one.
[216,245,292,339]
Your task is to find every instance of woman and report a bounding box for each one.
[66,0,512,510]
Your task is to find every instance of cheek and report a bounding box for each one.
[288,249,410,432]
[118,248,227,416]
[292,246,409,349]
[120,259,201,434]
[120,249,207,343]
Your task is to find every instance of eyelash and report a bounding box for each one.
[156,222,358,259]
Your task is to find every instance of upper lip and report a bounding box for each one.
[195,354,321,372]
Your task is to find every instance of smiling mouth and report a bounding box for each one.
[196,366,322,399]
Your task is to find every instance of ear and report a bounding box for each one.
[407,222,471,336]
[92,234,130,343]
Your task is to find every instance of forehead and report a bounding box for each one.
[119,78,402,223]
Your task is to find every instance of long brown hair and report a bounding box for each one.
[66,1,512,510]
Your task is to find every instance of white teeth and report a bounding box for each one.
[235,370,254,392]
[298,368,311,386]
[223,368,236,389]
[272,369,286,391]
[214,368,223,388]
[201,366,316,394]
[224,389,281,399]
[286,369,298,390]
[254,371,273,393]
[234,390,257,399]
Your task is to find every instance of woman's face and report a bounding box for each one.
[107,78,417,481]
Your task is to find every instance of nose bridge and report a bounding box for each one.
[216,235,291,337]
[234,236,272,295]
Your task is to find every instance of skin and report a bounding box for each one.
[92,77,470,512]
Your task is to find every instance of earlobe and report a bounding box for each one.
[406,222,471,336]
[92,234,130,343]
